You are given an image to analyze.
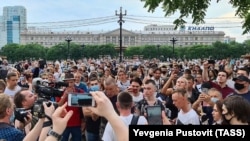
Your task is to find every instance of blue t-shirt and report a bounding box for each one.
[232,91,250,103]
[75,82,88,93]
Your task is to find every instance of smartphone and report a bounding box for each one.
[146,105,163,125]
[68,93,95,107]
[208,60,215,64]
[201,88,209,94]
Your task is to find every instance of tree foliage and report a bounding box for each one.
[1,41,250,62]
[142,0,250,34]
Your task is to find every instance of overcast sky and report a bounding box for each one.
[0,0,248,43]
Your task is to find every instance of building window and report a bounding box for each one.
[112,36,116,43]
[106,37,111,43]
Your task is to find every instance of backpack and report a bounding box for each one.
[130,114,140,125]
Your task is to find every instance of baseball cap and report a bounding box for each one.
[232,75,250,83]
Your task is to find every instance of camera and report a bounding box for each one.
[33,78,68,100]
[32,98,58,118]
[14,108,31,123]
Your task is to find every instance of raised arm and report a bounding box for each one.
[88,91,128,141]
[202,61,210,82]
[161,72,176,96]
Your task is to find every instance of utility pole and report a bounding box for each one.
[170,37,177,60]
[116,7,126,63]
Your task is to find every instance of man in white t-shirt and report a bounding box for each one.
[4,72,21,99]
[102,92,147,141]
[172,88,200,125]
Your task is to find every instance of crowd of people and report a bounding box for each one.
[0,57,250,141]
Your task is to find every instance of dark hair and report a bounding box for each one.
[117,91,133,109]
[24,73,32,80]
[14,89,28,108]
[209,69,218,78]
[218,70,229,78]
[153,68,161,73]
[72,66,78,70]
[89,77,98,82]
[144,79,156,86]
[237,68,249,76]
[223,95,250,123]
[89,72,98,79]
[184,69,191,75]
[184,74,194,82]
[130,77,142,86]
[215,100,223,114]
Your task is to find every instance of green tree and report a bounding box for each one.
[1,43,20,62]
[142,0,250,34]
[22,44,46,60]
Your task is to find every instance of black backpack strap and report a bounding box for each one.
[130,114,140,125]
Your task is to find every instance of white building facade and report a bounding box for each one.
[20,25,228,48]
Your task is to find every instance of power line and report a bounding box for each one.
[125,16,243,25]
[127,14,242,20]
[27,15,116,24]
[0,14,245,30]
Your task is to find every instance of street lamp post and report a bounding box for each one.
[170,37,177,60]
[156,44,160,60]
[116,7,127,63]
[65,35,72,61]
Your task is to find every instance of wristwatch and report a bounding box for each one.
[48,129,63,141]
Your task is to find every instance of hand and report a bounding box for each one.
[170,71,177,79]
[43,102,55,118]
[127,86,133,93]
[24,112,32,126]
[162,111,171,125]
[198,93,207,102]
[91,112,99,121]
[203,94,211,103]
[64,87,74,97]
[87,91,116,119]
[203,61,209,69]
[51,102,73,134]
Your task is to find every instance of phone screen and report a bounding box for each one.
[68,93,94,107]
[146,106,163,125]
